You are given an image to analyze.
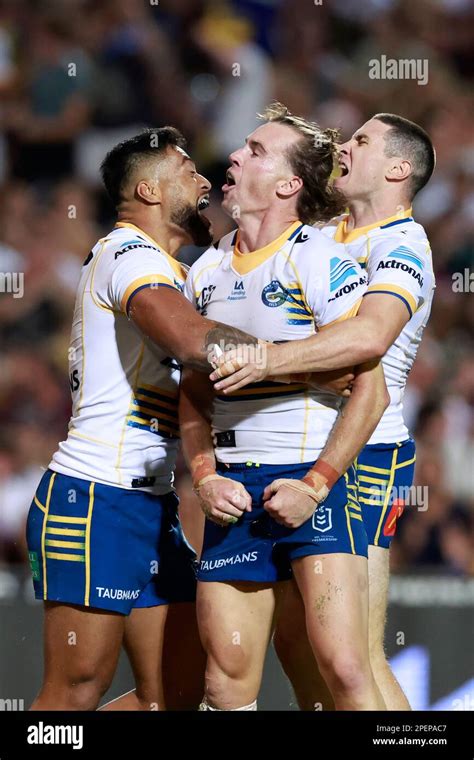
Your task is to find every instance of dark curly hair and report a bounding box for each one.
[259,102,346,224]
[100,127,187,208]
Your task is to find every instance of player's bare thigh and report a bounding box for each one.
[273,579,335,711]
[291,553,370,669]
[197,580,286,708]
[161,601,206,710]
[367,545,390,651]
[30,601,125,711]
[100,602,205,711]
[291,554,386,709]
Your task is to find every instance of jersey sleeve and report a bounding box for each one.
[106,247,180,315]
[365,239,425,318]
[302,237,368,328]
[183,261,197,306]
[182,244,224,313]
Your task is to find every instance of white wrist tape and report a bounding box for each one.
[268,478,329,505]
[199,696,257,711]
[193,473,227,491]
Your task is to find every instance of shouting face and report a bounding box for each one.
[153,145,213,246]
[222,121,302,221]
[335,118,404,203]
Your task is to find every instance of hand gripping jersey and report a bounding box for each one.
[185,221,368,464]
[50,222,187,495]
[322,211,435,445]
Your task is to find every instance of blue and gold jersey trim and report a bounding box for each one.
[217,380,306,402]
[126,383,180,439]
[364,283,417,318]
[44,513,88,563]
[121,275,178,315]
[334,209,413,244]
[284,282,313,325]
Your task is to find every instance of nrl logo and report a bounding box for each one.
[312,506,333,533]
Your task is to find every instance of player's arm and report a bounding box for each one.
[259,248,390,528]
[313,360,389,476]
[263,359,389,529]
[281,367,356,398]
[179,367,252,526]
[129,286,258,372]
[106,242,259,372]
[270,293,407,372]
[211,293,408,391]
[211,237,425,390]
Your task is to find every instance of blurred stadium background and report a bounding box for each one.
[0,0,473,710]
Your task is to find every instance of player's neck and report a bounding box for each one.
[346,197,411,231]
[237,212,299,253]
[116,213,185,258]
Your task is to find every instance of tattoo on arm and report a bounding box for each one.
[203,325,258,356]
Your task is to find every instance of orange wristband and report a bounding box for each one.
[303,459,340,491]
[191,455,217,489]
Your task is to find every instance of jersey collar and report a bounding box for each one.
[115,222,186,280]
[334,208,413,244]
[232,221,303,275]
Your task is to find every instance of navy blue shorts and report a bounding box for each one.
[356,439,416,548]
[197,461,368,584]
[26,470,197,614]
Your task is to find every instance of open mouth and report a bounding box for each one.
[196,194,212,231]
[226,169,236,186]
[339,163,349,177]
[222,169,237,193]
[197,195,210,212]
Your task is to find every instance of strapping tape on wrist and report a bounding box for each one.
[268,478,329,505]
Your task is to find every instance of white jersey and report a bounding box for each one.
[185,221,367,464]
[50,222,187,495]
[323,211,435,445]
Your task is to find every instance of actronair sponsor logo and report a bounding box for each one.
[329,257,359,292]
[388,246,424,271]
[328,275,367,302]
[200,551,258,571]
[96,587,140,600]
[377,258,424,285]
[114,242,158,259]
[27,722,83,750]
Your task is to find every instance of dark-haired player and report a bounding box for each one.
[26,127,258,710]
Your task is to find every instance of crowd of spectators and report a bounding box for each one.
[0,0,472,583]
